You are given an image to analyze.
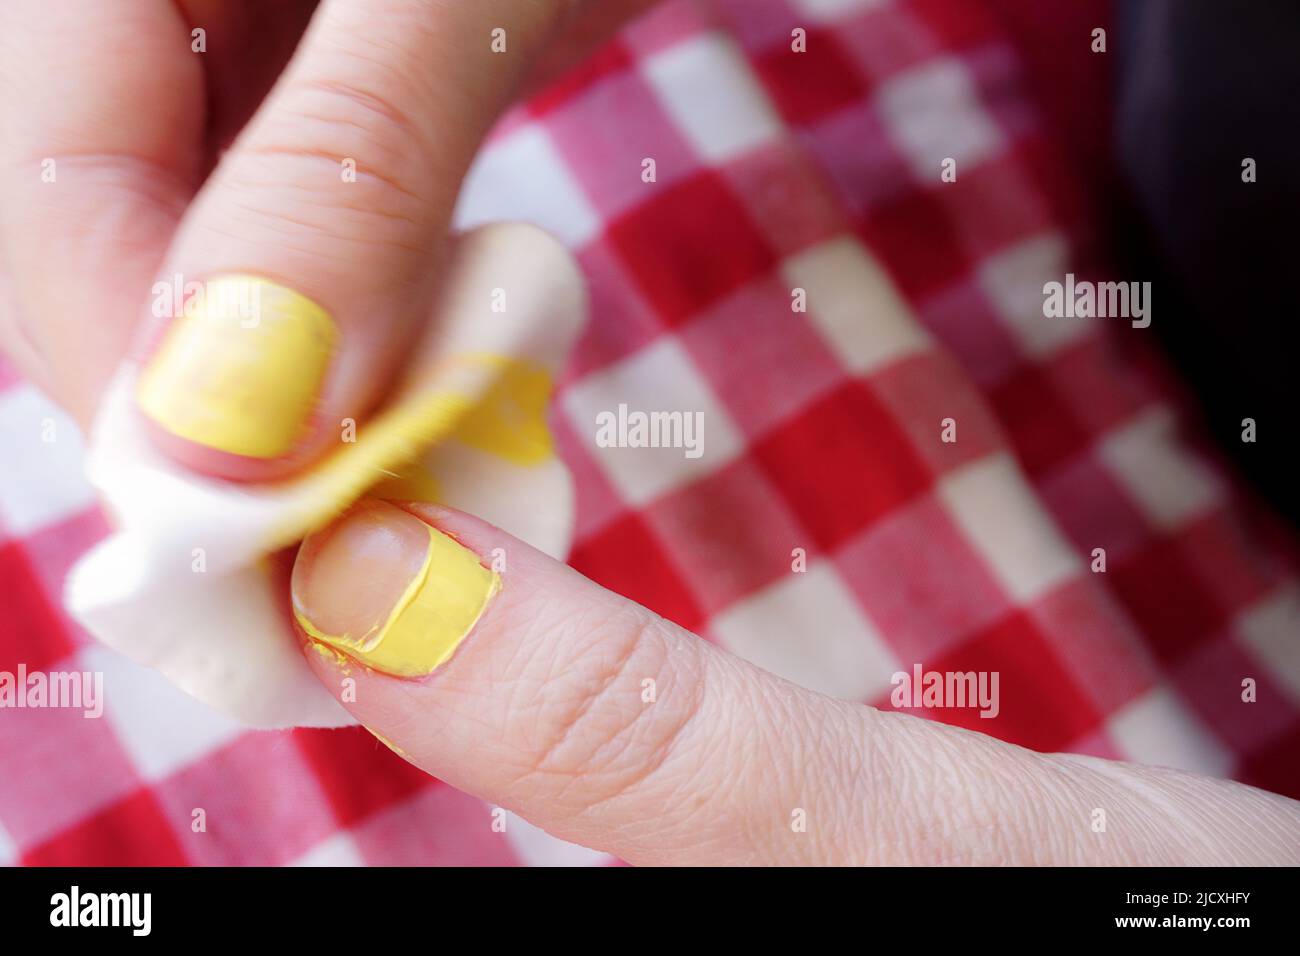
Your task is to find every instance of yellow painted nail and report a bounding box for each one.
[137,275,336,458]
[291,501,499,678]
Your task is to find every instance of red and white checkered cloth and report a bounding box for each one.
[2,0,1298,866]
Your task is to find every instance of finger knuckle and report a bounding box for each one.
[516,607,703,811]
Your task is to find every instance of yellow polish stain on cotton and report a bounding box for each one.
[294,523,499,678]
[266,353,555,543]
[137,276,336,458]
[449,355,554,465]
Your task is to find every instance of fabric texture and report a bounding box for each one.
[1,0,1298,866]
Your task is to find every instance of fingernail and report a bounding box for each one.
[137,276,336,458]
[291,500,499,677]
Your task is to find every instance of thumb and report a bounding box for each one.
[290,501,1300,866]
[133,0,567,481]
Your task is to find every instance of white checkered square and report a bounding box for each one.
[711,563,901,700]
[978,234,1092,358]
[1099,407,1223,530]
[455,125,600,247]
[1237,587,1300,706]
[782,235,931,375]
[875,57,1004,182]
[938,454,1082,602]
[789,0,888,24]
[290,833,365,867]
[0,384,96,537]
[1107,685,1233,777]
[503,812,612,867]
[80,645,243,781]
[642,33,782,164]
[0,816,15,866]
[562,337,744,505]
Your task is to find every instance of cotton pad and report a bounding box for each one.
[65,223,587,728]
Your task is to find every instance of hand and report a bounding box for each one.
[291,500,1300,865]
[0,0,651,474]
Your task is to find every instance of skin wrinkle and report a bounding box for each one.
[848,707,919,865]
[288,73,442,176]
[825,705,883,864]
[1048,753,1183,863]
[820,706,877,862]
[218,183,433,258]
[871,717,1041,865]
[533,615,704,823]
[1024,756,1103,865]
[579,640,751,863]
[1134,763,1300,863]
[627,655,750,858]
[318,0,545,133]
[526,607,649,775]
[235,143,433,221]
[774,684,835,865]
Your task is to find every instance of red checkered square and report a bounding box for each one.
[900,609,1102,753]
[545,65,699,222]
[569,512,705,631]
[1010,131,1094,243]
[753,381,932,551]
[836,494,1012,662]
[1171,635,1300,757]
[962,42,1040,141]
[753,27,867,124]
[915,277,1022,386]
[292,727,433,830]
[870,351,1006,476]
[606,171,778,324]
[1177,509,1285,615]
[641,458,810,615]
[1110,534,1232,665]
[1238,724,1300,801]
[906,0,1004,53]
[677,274,844,437]
[859,187,972,301]
[620,0,722,57]
[1025,578,1159,713]
[0,700,141,851]
[715,0,805,54]
[933,151,1055,258]
[527,41,635,117]
[988,362,1093,477]
[23,789,188,866]
[717,140,846,257]
[564,242,665,378]
[834,2,950,82]
[352,785,521,866]
[1036,451,1152,561]
[155,732,340,866]
[1049,335,1158,435]
[797,101,913,214]
[16,508,109,596]
[0,539,78,675]
[548,408,631,544]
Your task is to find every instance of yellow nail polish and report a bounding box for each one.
[137,275,336,458]
[294,521,499,678]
